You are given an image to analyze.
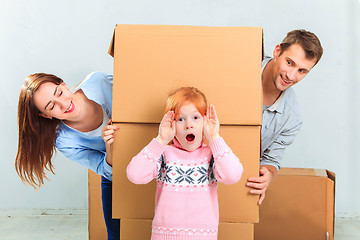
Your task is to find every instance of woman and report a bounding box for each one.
[15,71,120,240]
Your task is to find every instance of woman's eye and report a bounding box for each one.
[287,61,292,66]
[59,91,63,96]
[194,116,199,120]
[178,118,184,121]
[50,104,55,110]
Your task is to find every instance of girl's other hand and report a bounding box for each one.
[204,104,220,142]
[102,119,120,145]
[156,111,176,146]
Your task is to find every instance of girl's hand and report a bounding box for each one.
[102,119,120,145]
[204,104,220,142]
[156,111,176,146]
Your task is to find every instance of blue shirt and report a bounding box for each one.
[55,72,113,181]
[260,57,302,170]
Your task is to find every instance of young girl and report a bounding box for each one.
[126,87,243,240]
[16,72,120,240]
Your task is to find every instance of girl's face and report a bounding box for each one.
[33,82,78,120]
[175,102,204,152]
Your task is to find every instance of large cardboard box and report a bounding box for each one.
[112,123,260,223]
[109,24,263,126]
[109,24,264,224]
[120,219,254,240]
[254,168,335,240]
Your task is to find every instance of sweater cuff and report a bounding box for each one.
[143,138,166,162]
[103,159,113,181]
[209,137,231,159]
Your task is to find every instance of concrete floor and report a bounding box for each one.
[0,213,359,240]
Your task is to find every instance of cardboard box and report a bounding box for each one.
[254,168,335,240]
[120,219,254,240]
[112,123,260,223]
[109,24,263,126]
[88,170,107,240]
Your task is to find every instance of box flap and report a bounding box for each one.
[111,24,263,125]
[108,27,115,57]
[279,168,328,177]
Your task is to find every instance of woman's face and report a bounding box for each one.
[33,82,78,120]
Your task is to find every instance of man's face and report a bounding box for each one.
[272,43,317,92]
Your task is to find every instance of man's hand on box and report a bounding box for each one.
[247,165,277,205]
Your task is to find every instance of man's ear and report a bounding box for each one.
[273,44,281,59]
[39,113,52,120]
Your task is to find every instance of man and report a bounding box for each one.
[246,30,323,204]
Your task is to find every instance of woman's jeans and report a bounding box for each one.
[101,176,120,240]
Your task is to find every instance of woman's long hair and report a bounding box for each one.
[16,73,63,189]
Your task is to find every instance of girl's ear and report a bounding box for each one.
[39,113,52,120]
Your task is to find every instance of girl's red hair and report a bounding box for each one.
[165,87,207,116]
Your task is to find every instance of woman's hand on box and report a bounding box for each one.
[102,119,120,145]
[102,119,120,167]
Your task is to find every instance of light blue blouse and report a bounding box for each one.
[55,72,113,181]
[261,57,303,170]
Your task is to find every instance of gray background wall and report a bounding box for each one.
[1,0,359,217]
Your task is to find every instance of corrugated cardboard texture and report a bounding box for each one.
[119,219,254,240]
[218,222,254,240]
[88,170,107,240]
[254,168,335,240]
[112,123,260,223]
[110,24,263,125]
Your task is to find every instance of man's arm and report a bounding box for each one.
[247,121,302,205]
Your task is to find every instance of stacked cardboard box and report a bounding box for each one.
[89,24,264,239]
[254,168,335,240]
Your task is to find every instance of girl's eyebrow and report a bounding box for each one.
[44,85,59,110]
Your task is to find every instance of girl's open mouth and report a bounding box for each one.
[186,134,195,143]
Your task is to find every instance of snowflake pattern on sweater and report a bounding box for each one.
[156,154,217,189]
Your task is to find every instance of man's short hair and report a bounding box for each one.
[280,29,323,66]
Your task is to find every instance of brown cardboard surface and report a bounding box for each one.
[110,24,263,125]
[119,219,254,240]
[120,219,152,240]
[112,123,260,223]
[254,168,335,240]
[88,170,107,240]
[218,222,254,240]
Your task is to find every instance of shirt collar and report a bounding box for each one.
[267,90,287,114]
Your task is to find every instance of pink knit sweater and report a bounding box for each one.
[127,137,243,240]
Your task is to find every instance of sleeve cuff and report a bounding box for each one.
[142,138,166,162]
[209,137,231,159]
[102,158,113,180]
